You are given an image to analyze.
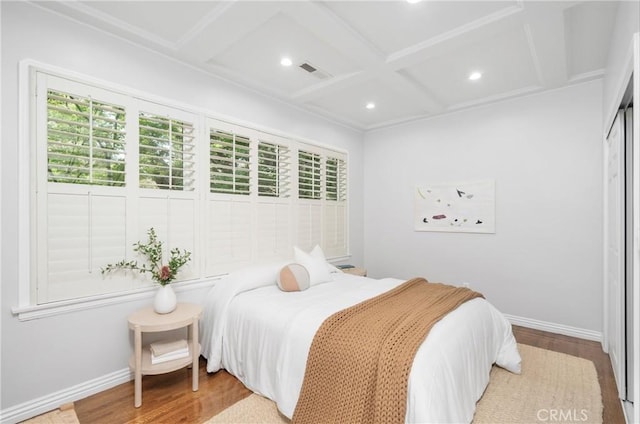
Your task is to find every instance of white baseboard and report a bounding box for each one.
[505,313,603,344]
[0,368,131,424]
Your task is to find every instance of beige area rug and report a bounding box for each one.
[19,404,80,424]
[207,344,603,424]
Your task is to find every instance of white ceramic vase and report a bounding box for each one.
[154,284,177,314]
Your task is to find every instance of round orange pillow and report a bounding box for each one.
[277,263,310,292]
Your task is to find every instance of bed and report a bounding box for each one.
[200,262,521,423]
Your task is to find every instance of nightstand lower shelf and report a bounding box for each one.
[129,343,201,375]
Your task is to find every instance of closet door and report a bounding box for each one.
[624,106,634,402]
[606,110,626,398]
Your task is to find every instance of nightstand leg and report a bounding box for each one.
[134,326,142,407]
[191,318,199,392]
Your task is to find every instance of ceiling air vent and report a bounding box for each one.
[299,61,331,80]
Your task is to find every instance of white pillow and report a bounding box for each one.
[310,245,341,273]
[294,246,332,285]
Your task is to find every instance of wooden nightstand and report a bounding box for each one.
[341,267,367,277]
[127,302,203,407]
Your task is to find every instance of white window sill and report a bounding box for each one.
[11,278,220,321]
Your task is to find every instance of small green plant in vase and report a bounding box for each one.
[102,228,191,313]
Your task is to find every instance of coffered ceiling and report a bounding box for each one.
[33,0,619,130]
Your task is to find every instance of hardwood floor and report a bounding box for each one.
[75,359,251,424]
[74,325,625,423]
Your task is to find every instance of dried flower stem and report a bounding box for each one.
[101,228,191,286]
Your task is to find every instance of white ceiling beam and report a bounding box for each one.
[174,1,238,50]
[376,70,446,114]
[521,8,568,88]
[280,1,385,69]
[385,5,525,72]
[33,1,177,50]
[179,2,282,64]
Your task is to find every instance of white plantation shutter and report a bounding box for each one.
[37,74,133,304]
[136,105,199,284]
[206,199,253,276]
[296,144,323,252]
[323,202,347,258]
[205,123,295,275]
[325,156,347,202]
[254,139,292,262]
[41,191,128,303]
[138,112,196,191]
[255,201,291,262]
[296,144,338,256]
[297,203,323,252]
[323,152,348,257]
[258,141,290,198]
[294,148,348,258]
[210,128,251,195]
[137,196,197,283]
[46,90,126,186]
[298,149,322,200]
[206,120,254,276]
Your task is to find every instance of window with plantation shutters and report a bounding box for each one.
[258,141,290,198]
[139,112,195,191]
[210,129,251,195]
[24,66,349,313]
[47,90,126,186]
[33,73,199,307]
[37,75,133,305]
[298,150,321,199]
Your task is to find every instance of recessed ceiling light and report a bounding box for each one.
[469,71,482,81]
[365,102,376,110]
[280,57,293,67]
[406,0,422,3]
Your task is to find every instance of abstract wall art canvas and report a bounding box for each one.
[414,179,495,233]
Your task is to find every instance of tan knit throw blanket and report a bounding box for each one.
[292,277,484,424]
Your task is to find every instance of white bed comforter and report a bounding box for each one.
[201,264,521,424]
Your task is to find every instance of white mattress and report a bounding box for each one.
[200,265,521,423]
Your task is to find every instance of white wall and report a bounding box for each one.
[363,81,603,334]
[0,2,364,417]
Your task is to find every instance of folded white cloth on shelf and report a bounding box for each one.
[151,347,190,365]
[150,339,189,357]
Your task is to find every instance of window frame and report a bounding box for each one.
[32,72,202,307]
